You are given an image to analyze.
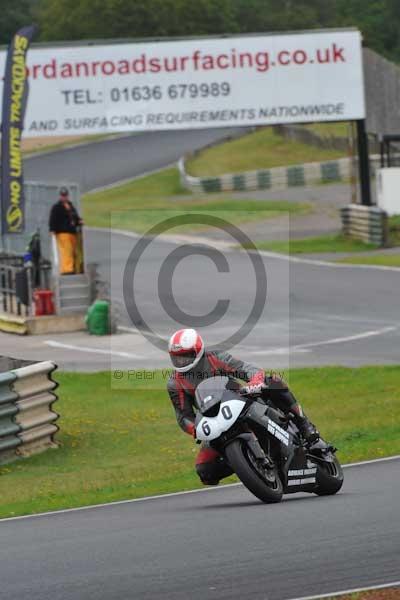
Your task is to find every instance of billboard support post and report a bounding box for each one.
[356,119,372,206]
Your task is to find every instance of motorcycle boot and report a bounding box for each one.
[268,384,319,444]
[290,403,319,444]
[294,414,319,444]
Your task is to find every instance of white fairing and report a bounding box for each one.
[196,399,246,441]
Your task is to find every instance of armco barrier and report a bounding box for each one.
[341,205,388,247]
[178,156,353,194]
[0,360,59,464]
[0,371,21,464]
[179,155,383,194]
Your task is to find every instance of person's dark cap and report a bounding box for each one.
[59,186,69,197]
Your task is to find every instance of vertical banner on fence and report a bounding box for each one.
[1,24,37,235]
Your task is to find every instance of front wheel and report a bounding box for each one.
[225,439,283,504]
[313,456,343,496]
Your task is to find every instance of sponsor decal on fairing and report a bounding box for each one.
[266,418,290,446]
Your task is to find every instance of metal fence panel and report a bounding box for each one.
[0,181,80,260]
[364,48,400,136]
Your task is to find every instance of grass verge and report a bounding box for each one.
[0,365,399,519]
[337,255,400,267]
[83,167,311,232]
[303,121,350,138]
[333,216,400,265]
[185,127,346,177]
[22,133,114,155]
[323,588,400,600]
[249,216,400,260]
[247,234,378,255]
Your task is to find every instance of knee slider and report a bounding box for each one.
[196,463,220,485]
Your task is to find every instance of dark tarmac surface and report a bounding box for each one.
[1,458,399,600]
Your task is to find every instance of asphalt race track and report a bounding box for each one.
[83,227,400,369]
[0,458,399,600]
[24,127,243,192]
[3,225,400,370]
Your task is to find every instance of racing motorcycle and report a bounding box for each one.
[194,376,343,503]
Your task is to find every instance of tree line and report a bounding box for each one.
[1,0,400,63]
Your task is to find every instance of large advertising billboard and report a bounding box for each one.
[0,29,365,136]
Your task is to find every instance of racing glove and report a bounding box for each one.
[186,422,196,437]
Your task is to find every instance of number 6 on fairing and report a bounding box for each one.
[202,421,211,436]
[196,399,246,442]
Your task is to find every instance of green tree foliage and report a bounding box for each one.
[36,0,239,41]
[2,0,400,63]
[0,0,39,45]
[335,0,391,56]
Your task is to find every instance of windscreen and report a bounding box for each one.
[195,376,241,412]
[195,376,230,412]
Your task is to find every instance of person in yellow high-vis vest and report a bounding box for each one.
[49,187,83,275]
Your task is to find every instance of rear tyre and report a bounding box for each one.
[225,439,283,504]
[314,456,343,496]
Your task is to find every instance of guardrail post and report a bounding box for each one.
[356,119,372,206]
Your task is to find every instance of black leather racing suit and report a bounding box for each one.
[167,348,314,485]
[167,349,265,484]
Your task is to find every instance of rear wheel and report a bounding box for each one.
[225,439,283,504]
[314,456,343,496]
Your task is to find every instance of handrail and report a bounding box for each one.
[51,233,59,273]
[50,234,61,314]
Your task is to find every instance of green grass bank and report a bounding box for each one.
[248,216,400,266]
[250,235,378,255]
[83,167,310,232]
[337,255,400,267]
[186,126,346,177]
[0,365,399,519]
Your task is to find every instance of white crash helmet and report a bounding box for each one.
[168,328,205,372]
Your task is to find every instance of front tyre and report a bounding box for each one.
[225,439,283,504]
[314,456,343,496]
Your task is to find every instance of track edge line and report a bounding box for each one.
[0,455,399,524]
[286,579,400,600]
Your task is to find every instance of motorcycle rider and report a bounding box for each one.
[167,328,319,486]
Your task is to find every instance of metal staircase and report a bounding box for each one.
[58,273,91,314]
[51,234,92,316]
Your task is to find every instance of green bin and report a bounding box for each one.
[86,300,110,335]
